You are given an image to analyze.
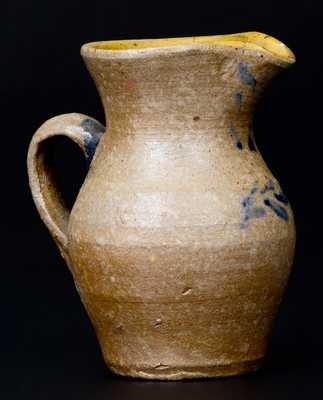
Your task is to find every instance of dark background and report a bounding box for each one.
[2,0,322,398]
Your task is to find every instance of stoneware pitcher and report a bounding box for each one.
[27,32,296,380]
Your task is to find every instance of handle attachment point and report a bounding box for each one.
[27,113,105,263]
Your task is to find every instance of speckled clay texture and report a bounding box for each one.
[27,32,296,380]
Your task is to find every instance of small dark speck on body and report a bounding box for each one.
[230,126,243,151]
[193,116,200,121]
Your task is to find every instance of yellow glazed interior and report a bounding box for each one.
[89,32,295,64]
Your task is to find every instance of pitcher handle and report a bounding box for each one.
[27,113,105,261]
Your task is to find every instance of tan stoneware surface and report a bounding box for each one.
[27,32,296,380]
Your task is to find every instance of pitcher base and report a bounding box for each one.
[108,357,264,380]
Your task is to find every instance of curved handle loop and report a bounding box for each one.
[27,113,105,260]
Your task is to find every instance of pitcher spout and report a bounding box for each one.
[224,31,296,66]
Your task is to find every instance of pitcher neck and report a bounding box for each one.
[82,33,294,136]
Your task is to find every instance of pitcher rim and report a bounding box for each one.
[81,31,296,67]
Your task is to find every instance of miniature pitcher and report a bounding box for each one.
[27,32,296,379]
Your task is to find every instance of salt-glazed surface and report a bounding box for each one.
[27,32,296,380]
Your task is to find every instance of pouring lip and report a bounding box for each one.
[81,32,296,66]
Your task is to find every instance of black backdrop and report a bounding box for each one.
[2,0,322,398]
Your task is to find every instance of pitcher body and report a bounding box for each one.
[28,32,296,379]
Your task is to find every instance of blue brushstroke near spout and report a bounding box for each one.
[235,91,243,111]
[238,63,257,90]
[274,192,289,205]
[240,182,266,228]
[264,198,289,221]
